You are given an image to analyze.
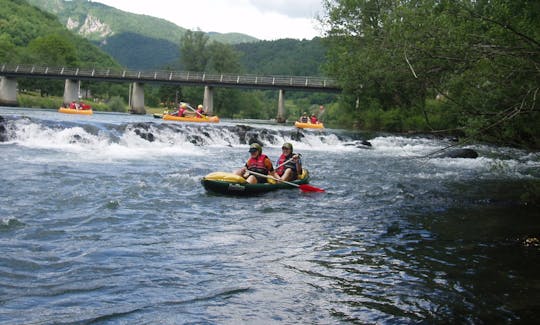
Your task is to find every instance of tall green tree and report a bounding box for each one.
[179,30,209,71]
[321,0,540,148]
[179,31,253,117]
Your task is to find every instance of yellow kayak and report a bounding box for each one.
[58,107,93,115]
[163,114,220,123]
[295,121,324,129]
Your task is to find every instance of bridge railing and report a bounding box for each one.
[1,64,340,91]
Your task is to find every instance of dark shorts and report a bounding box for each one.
[254,175,268,183]
[278,169,297,181]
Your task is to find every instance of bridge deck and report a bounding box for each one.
[1,64,341,92]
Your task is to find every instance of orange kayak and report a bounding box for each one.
[163,114,220,123]
[295,121,324,129]
[58,107,93,115]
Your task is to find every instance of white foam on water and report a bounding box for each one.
[5,118,204,162]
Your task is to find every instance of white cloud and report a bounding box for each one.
[248,0,322,19]
[93,0,323,40]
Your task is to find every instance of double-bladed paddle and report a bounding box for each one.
[247,170,324,193]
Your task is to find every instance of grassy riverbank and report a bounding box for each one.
[16,92,163,115]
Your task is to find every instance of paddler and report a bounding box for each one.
[275,142,302,181]
[234,143,277,184]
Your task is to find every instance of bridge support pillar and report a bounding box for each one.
[276,89,286,123]
[63,79,79,105]
[203,86,214,115]
[0,77,18,106]
[130,82,146,114]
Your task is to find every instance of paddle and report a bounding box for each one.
[180,102,205,118]
[247,170,324,193]
[274,154,300,169]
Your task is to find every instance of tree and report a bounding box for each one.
[179,30,209,71]
[25,34,78,66]
[0,33,17,63]
[321,0,540,148]
[206,41,242,73]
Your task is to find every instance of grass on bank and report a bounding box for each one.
[16,92,166,115]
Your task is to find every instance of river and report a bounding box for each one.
[1,107,539,324]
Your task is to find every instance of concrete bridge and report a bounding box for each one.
[0,64,341,119]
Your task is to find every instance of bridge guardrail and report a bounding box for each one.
[1,64,341,91]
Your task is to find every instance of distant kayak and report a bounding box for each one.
[58,107,93,115]
[295,121,324,129]
[201,169,311,196]
[163,114,220,123]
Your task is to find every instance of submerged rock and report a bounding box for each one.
[0,116,6,142]
[343,139,373,149]
[437,148,478,159]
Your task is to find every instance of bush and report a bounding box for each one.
[107,96,126,112]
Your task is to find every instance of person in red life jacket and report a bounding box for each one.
[195,104,206,118]
[275,142,302,181]
[309,114,318,124]
[234,143,277,184]
[174,103,187,117]
[69,101,77,109]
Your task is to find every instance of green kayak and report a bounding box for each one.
[201,170,311,196]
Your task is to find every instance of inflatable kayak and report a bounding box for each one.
[201,169,311,195]
[58,107,93,115]
[295,121,324,129]
[163,114,220,123]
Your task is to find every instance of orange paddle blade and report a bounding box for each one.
[299,184,325,192]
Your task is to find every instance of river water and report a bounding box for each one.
[1,107,539,324]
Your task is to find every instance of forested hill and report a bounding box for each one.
[0,0,118,68]
[24,0,260,69]
[235,38,327,76]
[25,0,258,45]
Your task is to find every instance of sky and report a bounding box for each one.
[93,0,325,40]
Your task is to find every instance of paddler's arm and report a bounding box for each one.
[293,154,302,175]
[265,158,278,179]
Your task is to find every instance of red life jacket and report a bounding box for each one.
[276,153,296,175]
[247,154,270,175]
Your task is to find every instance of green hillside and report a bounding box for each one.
[235,38,326,76]
[101,32,180,69]
[26,0,259,45]
[0,0,117,67]
[25,0,259,69]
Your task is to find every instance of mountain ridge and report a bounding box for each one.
[25,0,259,45]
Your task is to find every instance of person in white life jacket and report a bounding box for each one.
[275,142,302,181]
[234,143,277,184]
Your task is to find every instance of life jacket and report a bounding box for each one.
[196,109,204,118]
[178,108,186,116]
[300,116,308,123]
[276,153,297,176]
[310,116,318,124]
[69,102,76,109]
[247,154,270,175]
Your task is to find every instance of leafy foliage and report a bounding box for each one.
[100,32,180,69]
[321,0,540,148]
[235,38,327,75]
